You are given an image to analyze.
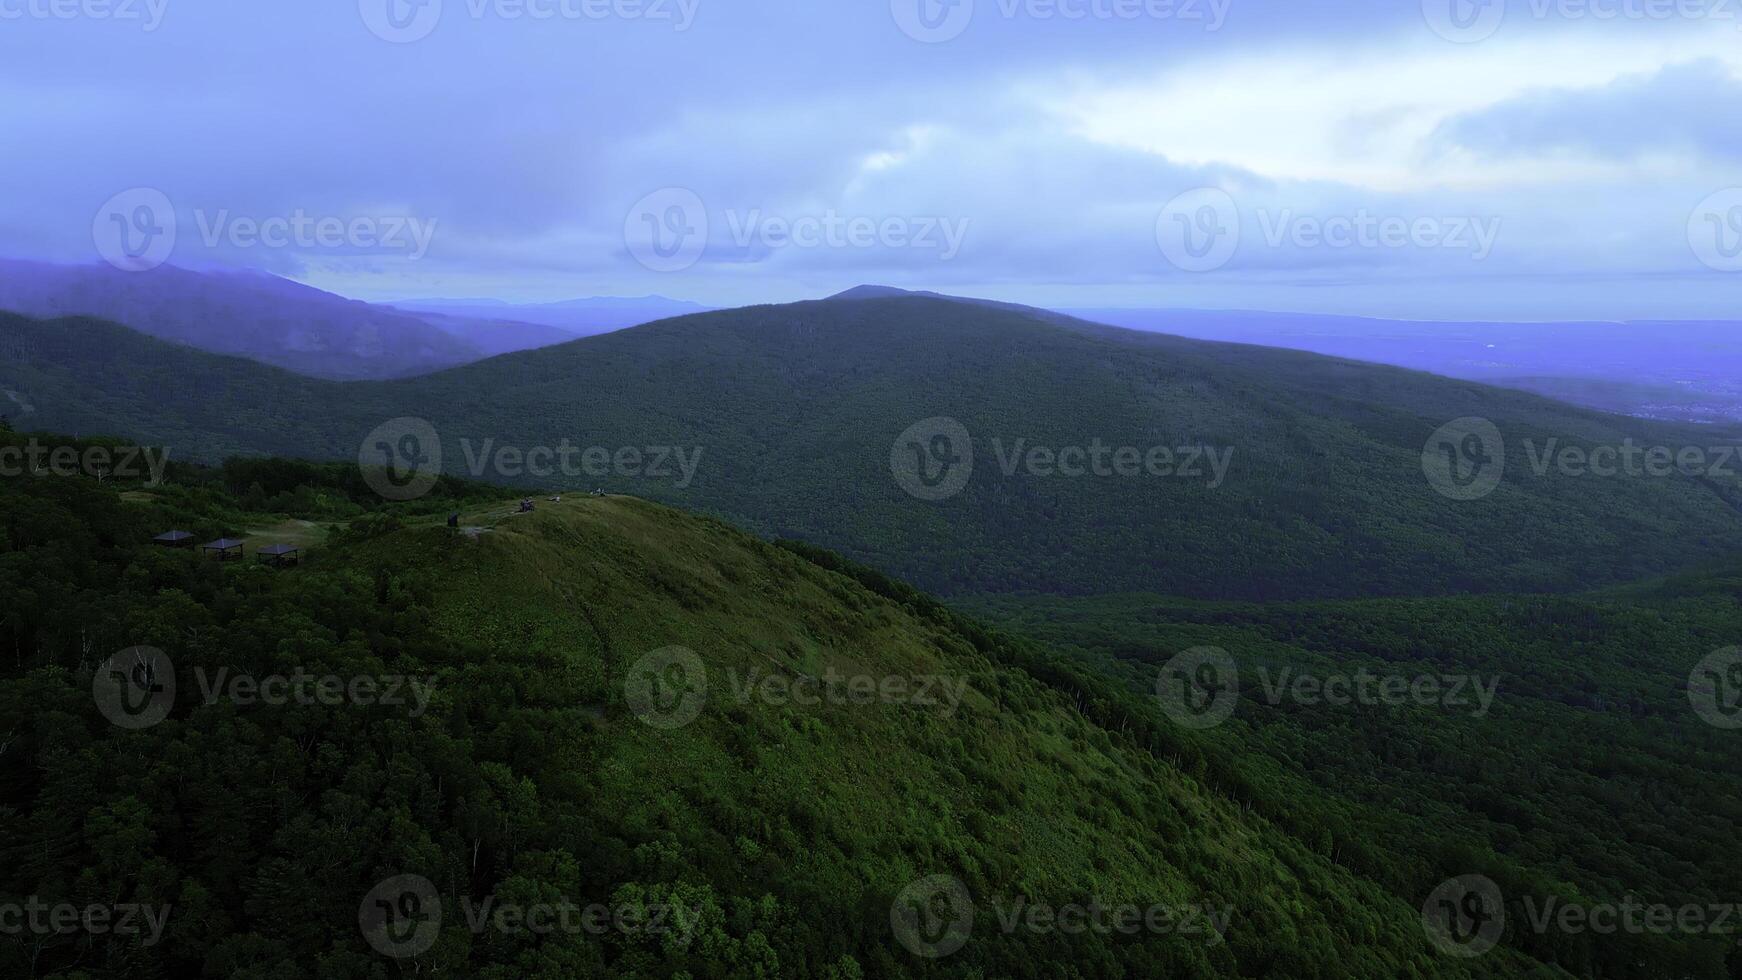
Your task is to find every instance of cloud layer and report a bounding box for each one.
[1,0,1739,318]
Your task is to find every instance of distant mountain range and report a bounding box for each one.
[7,260,1731,425]
[4,286,1740,601]
[1067,307,1742,423]
[0,261,705,380]
[389,295,712,336]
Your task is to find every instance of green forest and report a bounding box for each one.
[4,294,1742,978]
[1,432,1578,978]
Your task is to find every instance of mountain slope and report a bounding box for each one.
[390,294,712,337]
[964,579,1742,978]
[398,307,579,358]
[0,465,1554,978]
[1066,307,1742,423]
[3,292,1741,601]
[0,261,574,379]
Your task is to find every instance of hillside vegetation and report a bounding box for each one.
[4,293,1741,601]
[967,583,1742,979]
[0,451,1560,978]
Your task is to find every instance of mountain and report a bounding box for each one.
[0,458,1552,978]
[828,284,917,301]
[1066,307,1742,423]
[401,307,580,359]
[0,260,576,379]
[4,292,1740,601]
[390,294,712,337]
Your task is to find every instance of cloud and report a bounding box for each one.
[1054,27,1742,190]
[1433,59,1742,164]
[0,2,1738,317]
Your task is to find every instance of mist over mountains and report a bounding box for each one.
[1071,307,1742,424]
[389,295,712,336]
[0,261,704,380]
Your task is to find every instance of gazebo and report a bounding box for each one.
[153,530,195,548]
[256,544,300,568]
[201,538,246,561]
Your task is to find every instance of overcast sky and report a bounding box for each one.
[3,0,1740,318]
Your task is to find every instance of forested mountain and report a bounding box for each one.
[0,448,1564,978]
[3,291,1740,600]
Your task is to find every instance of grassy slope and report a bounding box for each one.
[4,298,1742,602]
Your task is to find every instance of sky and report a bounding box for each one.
[2,0,1741,319]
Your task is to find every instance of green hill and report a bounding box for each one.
[4,293,1741,601]
[0,456,1562,978]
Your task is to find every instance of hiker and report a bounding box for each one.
[447,513,460,528]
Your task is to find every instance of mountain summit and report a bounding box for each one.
[826,284,922,301]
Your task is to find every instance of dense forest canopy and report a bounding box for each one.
[2,435,1738,976]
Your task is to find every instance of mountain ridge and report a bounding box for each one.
[3,293,1740,601]
[0,260,581,379]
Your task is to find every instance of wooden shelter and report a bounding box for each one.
[153,530,195,548]
[256,544,300,568]
[201,538,246,561]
